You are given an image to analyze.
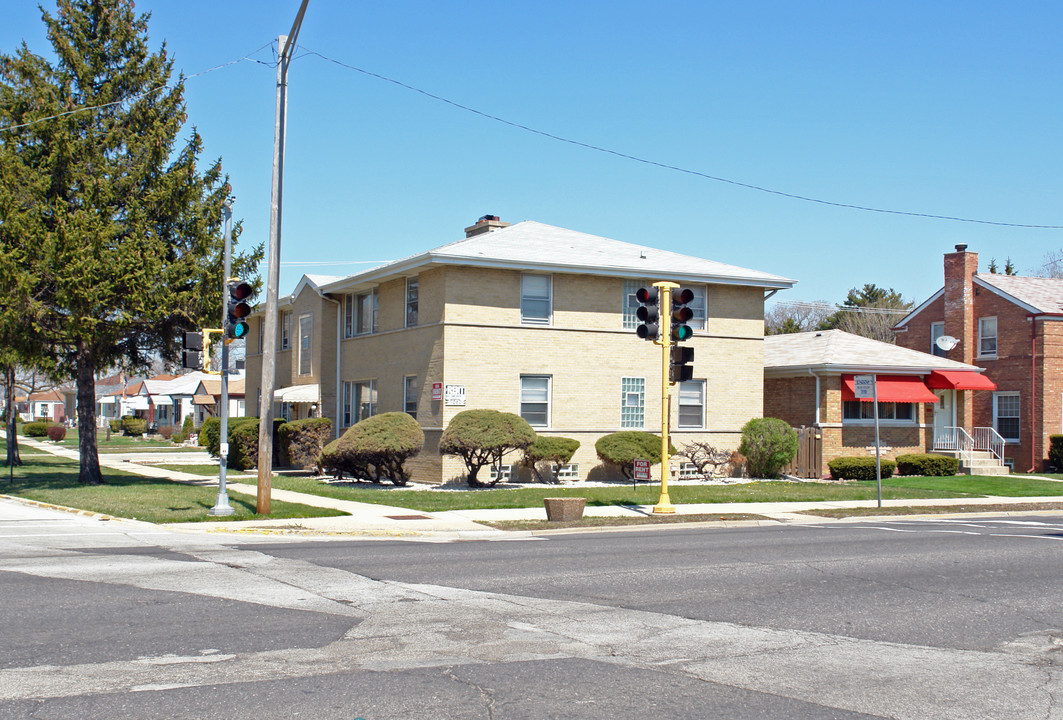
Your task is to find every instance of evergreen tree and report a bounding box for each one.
[0,0,261,484]
[818,283,912,343]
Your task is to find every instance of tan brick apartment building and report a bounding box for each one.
[245,217,794,484]
[894,245,1063,472]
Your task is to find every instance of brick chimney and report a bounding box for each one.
[464,214,510,238]
[943,244,978,366]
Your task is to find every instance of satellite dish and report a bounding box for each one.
[936,335,959,351]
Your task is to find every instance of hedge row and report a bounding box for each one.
[895,453,959,477]
[828,456,896,481]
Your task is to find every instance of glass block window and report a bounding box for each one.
[621,377,645,428]
[623,279,649,329]
[684,285,707,331]
[556,464,579,481]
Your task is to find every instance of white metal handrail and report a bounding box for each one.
[972,426,1005,464]
[935,426,974,467]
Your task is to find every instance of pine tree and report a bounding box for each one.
[0,0,261,484]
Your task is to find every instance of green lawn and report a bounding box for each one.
[20,426,201,453]
[0,454,346,523]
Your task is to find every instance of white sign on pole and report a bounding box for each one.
[444,385,466,406]
[854,375,875,399]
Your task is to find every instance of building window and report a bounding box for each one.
[623,279,650,329]
[298,314,313,375]
[931,322,946,357]
[556,464,579,481]
[520,375,551,427]
[994,392,1020,441]
[275,402,291,422]
[257,317,264,354]
[404,375,418,419]
[842,401,915,422]
[280,310,293,348]
[678,380,705,428]
[684,285,707,331]
[521,274,551,325]
[406,277,419,328]
[621,377,645,428]
[342,380,377,427]
[345,291,377,337]
[979,317,997,357]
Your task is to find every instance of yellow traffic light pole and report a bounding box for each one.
[653,281,678,514]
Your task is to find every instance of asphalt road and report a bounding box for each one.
[2,502,1062,719]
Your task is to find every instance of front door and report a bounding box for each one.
[932,389,954,449]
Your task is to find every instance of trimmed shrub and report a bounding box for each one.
[24,421,51,437]
[1049,435,1063,470]
[121,417,147,436]
[828,456,896,481]
[108,419,121,433]
[279,418,334,471]
[738,417,798,479]
[320,412,425,485]
[439,409,536,487]
[199,416,260,464]
[46,425,67,442]
[229,420,260,470]
[595,431,676,480]
[895,453,959,477]
[523,436,581,483]
[158,425,174,440]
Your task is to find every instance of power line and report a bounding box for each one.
[0,41,274,134]
[298,46,1063,231]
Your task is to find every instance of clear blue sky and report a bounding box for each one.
[5,1,1062,309]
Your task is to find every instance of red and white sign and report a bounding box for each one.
[633,459,651,481]
[431,382,443,401]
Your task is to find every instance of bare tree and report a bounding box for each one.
[675,441,734,478]
[1037,250,1063,278]
[765,301,834,335]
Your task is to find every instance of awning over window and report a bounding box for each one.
[98,396,116,405]
[841,375,939,403]
[149,395,173,406]
[926,370,997,391]
[275,384,320,403]
[124,396,149,410]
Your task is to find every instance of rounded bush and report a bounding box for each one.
[828,456,896,481]
[46,425,67,442]
[595,431,675,480]
[24,421,51,437]
[321,412,424,485]
[738,417,798,479]
[439,409,536,487]
[524,436,581,483]
[1049,435,1063,471]
[895,453,959,477]
[279,417,333,470]
[120,417,147,436]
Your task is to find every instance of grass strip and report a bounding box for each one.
[481,513,768,531]
[0,454,346,524]
[801,502,1063,518]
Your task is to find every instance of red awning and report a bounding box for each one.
[926,370,997,391]
[841,375,939,403]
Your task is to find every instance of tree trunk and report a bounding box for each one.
[5,365,21,469]
[75,340,103,485]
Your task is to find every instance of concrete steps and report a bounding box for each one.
[932,450,1010,476]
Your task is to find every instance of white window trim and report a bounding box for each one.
[621,376,646,429]
[993,391,1020,443]
[841,401,918,426]
[297,313,313,376]
[519,374,551,428]
[677,380,706,429]
[930,321,945,357]
[280,310,291,350]
[686,285,707,332]
[404,375,418,418]
[405,276,419,328]
[978,316,998,358]
[520,273,553,326]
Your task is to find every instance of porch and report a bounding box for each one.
[932,426,1009,476]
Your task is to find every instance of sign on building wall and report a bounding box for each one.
[444,385,466,406]
[431,382,443,401]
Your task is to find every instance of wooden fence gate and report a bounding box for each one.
[784,426,823,479]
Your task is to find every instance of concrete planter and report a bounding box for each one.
[543,497,586,522]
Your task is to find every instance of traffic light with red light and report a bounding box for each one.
[636,286,659,341]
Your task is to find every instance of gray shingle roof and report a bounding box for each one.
[321,220,794,293]
[764,329,985,376]
[975,273,1063,314]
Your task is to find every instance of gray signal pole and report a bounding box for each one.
[257,0,310,515]
[210,199,235,517]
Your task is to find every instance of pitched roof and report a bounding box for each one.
[319,220,795,294]
[975,273,1063,314]
[764,329,986,376]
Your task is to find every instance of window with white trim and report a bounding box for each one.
[930,322,946,357]
[979,316,997,357]
[406,277,419,328]
[345,290,378,337]
[685,285,707,331]
[556,464,579,481]
[404,375,418,419]
[994,392,1020,441]
[521,274,551,325]
[298,314,313,375]
[842,401,915,422]
[342,380,377,427]
[280,310,291,350]
[621,377,645,428]
[678,380,705,428]
[488,465,514,483]
[520,375,551,427]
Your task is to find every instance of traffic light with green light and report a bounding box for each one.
[226,279,254,341]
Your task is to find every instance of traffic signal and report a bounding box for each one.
[182,331,203,370]
[669,345,694,384]
[635,287,659,340]
[226,279,254,340]
[670,288,695,342]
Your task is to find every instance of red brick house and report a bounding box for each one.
[894,245,1063,472]
[765,329,998,476]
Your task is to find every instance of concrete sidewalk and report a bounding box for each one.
[6,433,1063,540]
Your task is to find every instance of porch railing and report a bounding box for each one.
[934,426,1005,467]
